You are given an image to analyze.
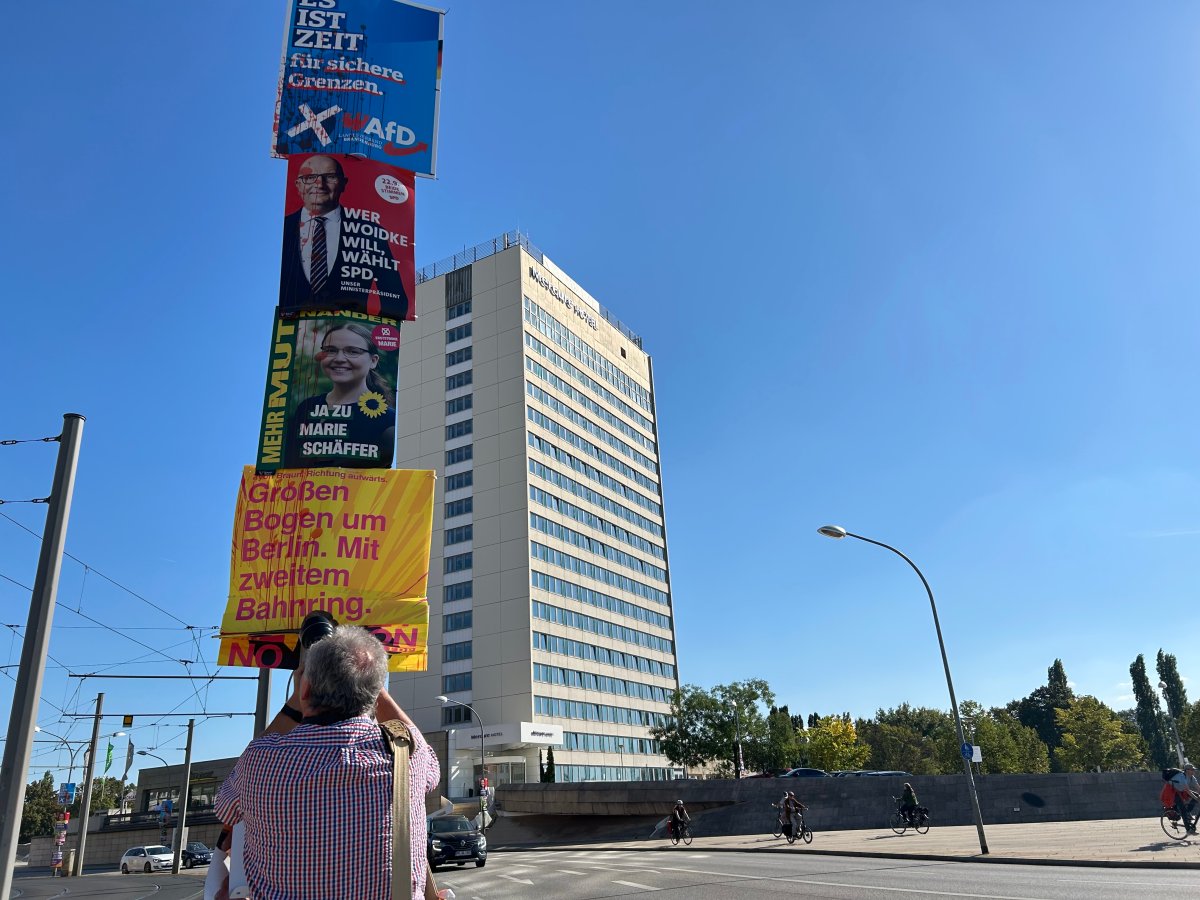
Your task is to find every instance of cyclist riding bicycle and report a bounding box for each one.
[899,783,920,825]
[1162,771,1198,835]
[668,799,691,839]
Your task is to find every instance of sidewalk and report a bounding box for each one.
[494,818,1200,869]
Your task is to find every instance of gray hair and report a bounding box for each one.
[304,626,387,716]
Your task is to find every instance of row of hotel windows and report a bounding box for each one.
[525,356,656,453]
[446,471,472,492]
[528,383,657,475]
[443,672,472,693]
[530,487,664,560]
[446,497,473,519]
[445,552,472,573]
[446,525,472,546]
[531,513,668,584]
[533,631,676,678]
[531,600,674,654]
[534,695,669,728]
[447,300,471,321]
[528,408,659,496]
[523,297,653,413]
[528,434,660,517]
[446,420,473,441]
[446,445,473,466]
[560,732,661,755]
[524,332,654,433]
[444,640,472,662]
[529,460,662,537]
[531,542,670,607]
[444,581,473,602]
[447,323,472,344]
[442,706,472,725]
[557,765,677,783]
[533,662,671,703]
[447,371,473,391]
[445,610,472,632]
[531,571,672,631]
[447,395,473,416]
[446,346,473,367]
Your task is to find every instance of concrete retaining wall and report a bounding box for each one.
[498,772,1164,836]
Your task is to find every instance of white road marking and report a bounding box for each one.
[612,880,660,891]
[498,873,534,885]
[557,869,586,875]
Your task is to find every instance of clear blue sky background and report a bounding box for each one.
[5,1,1200,781]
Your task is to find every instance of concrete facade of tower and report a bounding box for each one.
[388,232,682,792]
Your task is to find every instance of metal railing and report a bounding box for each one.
[417,231,644,349]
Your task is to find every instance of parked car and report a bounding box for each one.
[120,845,173,874]
[780,767,830,778]
[862,770,913,777]
[427,814,487,871]
[182,841,212,868]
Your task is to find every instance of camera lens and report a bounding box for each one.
[299,611,337,649]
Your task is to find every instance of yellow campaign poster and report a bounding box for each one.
[218,614,429,673]
[221,466,435,670]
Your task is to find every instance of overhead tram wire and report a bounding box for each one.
[0,435,60,446]
[0,512,195,627]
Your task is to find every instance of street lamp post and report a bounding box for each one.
[33,727,87,785]
[1159,681,1187,766]
[818,524,989,855]
[436,696,487,826]
[730,699,743,780]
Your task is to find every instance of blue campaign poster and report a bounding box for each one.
[273,0,444,177]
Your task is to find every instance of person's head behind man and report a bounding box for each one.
[302,625,387,718]
[295,155,347,216]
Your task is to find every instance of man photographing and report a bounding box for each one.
[215,624,442,898]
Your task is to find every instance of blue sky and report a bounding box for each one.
[5,1,1200,780]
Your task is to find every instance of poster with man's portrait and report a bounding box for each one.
[279,153,415,321]
[257,309,402,473]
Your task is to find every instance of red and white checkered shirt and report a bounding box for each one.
[216,715,440,899]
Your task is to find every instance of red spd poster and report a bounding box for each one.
[278,153,415,320]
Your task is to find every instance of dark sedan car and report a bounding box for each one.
[181,841,212,868]
[427,815,487,871]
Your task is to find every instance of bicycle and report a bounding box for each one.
[669,820,693,846]
[1161,806,1192,843]
[771,804,784,839]
[792,810,813,845]
[890,798,930,835]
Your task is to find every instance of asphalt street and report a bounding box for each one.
[9,868,206,899]
[433,849,1200,899]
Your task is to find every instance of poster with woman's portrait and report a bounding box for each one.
[257,309,402,473]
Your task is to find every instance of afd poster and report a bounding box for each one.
[219,465,435,671]
[272,0,444,178]
[257,309,401,473]
[279,153,415,320]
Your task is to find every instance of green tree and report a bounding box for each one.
[1129,654,1172,768]
[20,772,59,843]
[961,701,1050,774]
[544,746,556,783]
[651,684,722,772]
[1054,696,1145,772]
[1156,650,1188,719]
[803,715,870,772]
[761,705,798,773]
[1010,659,1075,770]
[856,704,957,774]
[712,680,774,775]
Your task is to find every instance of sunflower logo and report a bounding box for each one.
[358,391,389,419]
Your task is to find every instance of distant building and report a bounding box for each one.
[389,232,682,792]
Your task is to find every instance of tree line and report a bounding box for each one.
[651,652,1198,776]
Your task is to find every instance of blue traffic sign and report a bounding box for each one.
[960,741,973,760]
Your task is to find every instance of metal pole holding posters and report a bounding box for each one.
[254,669,271,736]
[0,414,84,900]
[172,719,195,874]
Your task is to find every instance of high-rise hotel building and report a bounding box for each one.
[389,232,681,790]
